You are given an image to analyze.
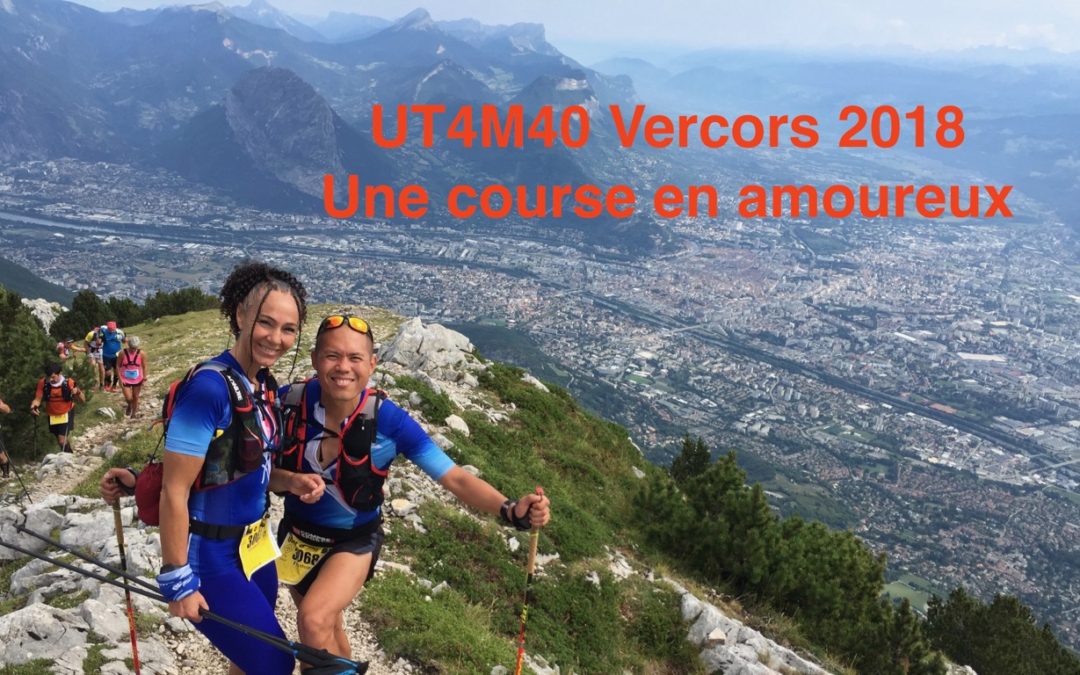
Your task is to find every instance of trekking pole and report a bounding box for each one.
[8,457,32,503]
[514,486,544,675]
[112,502,142,675]
[5,528,369,674]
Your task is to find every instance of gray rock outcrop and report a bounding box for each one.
[380,318,476,376]
[21,297,65,332]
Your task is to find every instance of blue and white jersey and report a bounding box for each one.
[281,379,454,530]
[165,351,278,530]
[101,328,125,358]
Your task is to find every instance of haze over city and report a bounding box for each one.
[70,0,1080,60]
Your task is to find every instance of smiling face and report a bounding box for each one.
[312,323,377,406]
[233,289,300,373]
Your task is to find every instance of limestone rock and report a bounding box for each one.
[80,598,131,643]
[96,441,120,459]
[61,510,118,549]
[445,414,470,436]
[0,603,90,666]
[390,498,416,517]
[20,298,64,332]
[705,626,727,647]
[381,318,474,375]
[521,373,549,392]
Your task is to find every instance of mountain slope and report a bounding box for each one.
[0,257,73,305]
[156,66,395,210]
[0,305,847,674]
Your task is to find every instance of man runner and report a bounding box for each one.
[31,363,85,454]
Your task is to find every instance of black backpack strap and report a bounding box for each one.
[363,389,384,445]
[217,368,253,410]
[189,518,249,540]
[278,379,312,471]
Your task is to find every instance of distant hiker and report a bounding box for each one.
[30,363,85,454]
[0,395,11,478]
[151,261,319,674]
[272,313,552,664]
[101,320,126,391]
[119,335,147,418]
[85,325,106,390]
[56,338,81,361]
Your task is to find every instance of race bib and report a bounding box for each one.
[276,533,331,586]
[49,413,69,426]
[238,515,280,580]
[123,369,141,381]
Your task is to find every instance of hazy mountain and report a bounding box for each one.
[299,11,387,43]
[227,0,324,42]
[157,67,394,211]
[589,46,1080,228]
[592,56,670,87]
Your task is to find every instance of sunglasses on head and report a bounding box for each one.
[317,314,373,340]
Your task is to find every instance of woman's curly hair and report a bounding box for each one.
[220,261,308,337]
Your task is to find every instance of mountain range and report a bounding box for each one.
[0,0,657,247]
[3,0,1080,243]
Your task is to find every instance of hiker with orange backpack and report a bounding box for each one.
[31,362,85,454]
[118,335,148,418]
[270,313,551,665]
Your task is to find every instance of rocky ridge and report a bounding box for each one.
[0,318,835,675]
[20,297,64,333]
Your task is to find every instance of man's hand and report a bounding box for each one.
[100,467,137,505]
[290,472,326,504]
[29,401,40,416]
[514,490,551,529]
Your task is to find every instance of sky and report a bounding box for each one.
[71,0,1080,63]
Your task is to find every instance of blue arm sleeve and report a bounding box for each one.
[379,400,455,480]
[164,370,232,457]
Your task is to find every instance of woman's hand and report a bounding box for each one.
[100,467,136,505]
[169,590,209,623]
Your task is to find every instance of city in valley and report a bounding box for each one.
[3,158,1080,645]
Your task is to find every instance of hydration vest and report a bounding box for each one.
[136,362,279,526]
[180,362,278,490]
[43,378,75,402]
[277,380,386,511]
[119,349,145,385]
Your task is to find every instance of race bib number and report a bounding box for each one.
[49,413,69,426]
[276,533,330,586]
[123,369,141,381]
[238,515,280,580]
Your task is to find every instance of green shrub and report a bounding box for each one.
[625,584,704,672]
[0,660,54,675]
[359,571,512,673]
[393,374,454,423]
